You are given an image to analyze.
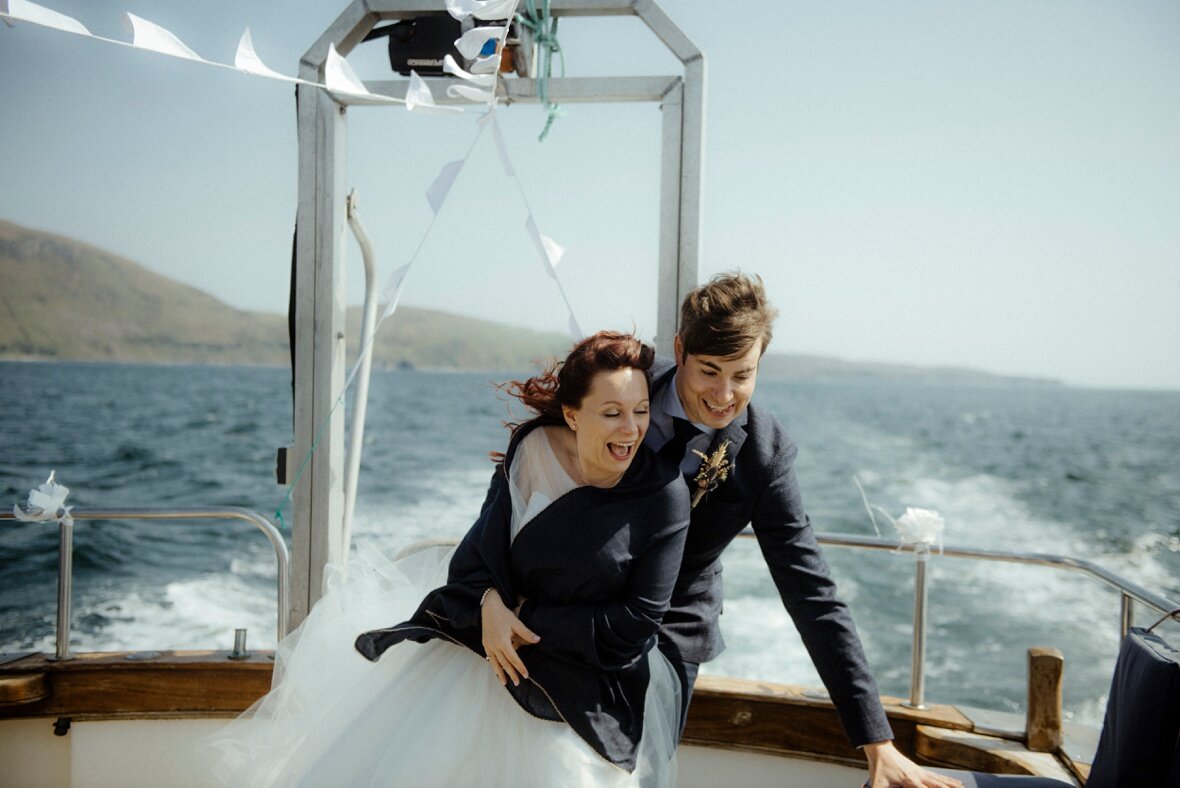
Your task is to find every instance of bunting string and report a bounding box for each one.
[0,0,511,111]
[5,0,586,532]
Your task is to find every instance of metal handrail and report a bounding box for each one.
[2,507,290,659]
[737,531,1179,708]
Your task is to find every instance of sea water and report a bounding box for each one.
[1,360,1177,727]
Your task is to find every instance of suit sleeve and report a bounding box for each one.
[519,495,690,671]
[751,438,894,747]
[436,464,517,632]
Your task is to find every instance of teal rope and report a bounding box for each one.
[516,0,565,140]
[273,387,348,531]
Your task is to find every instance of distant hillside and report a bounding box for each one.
[756,352,1059,386]
[0,220,1057,384]
[0,220,570,370]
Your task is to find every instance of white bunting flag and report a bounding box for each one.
[446,84,495,104]
[235,28,290,81]
[324,43,366,94]
[468,54,500,75]
[324,43,399,105]
[443,54,495,87]
[426,160,465,214]
[525,215,564,278]
[379,263,413,323]
[445,0,518,22]
[568,313,584,342]
[454,25,505,59]
[406,70,463,115]
[123,12,203,61]
[1,0,89,35]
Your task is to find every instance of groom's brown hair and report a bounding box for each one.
[678,272,779,359]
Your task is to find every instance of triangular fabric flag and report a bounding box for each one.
[468,54,500,75]
[567,312,583,342]
[525,215,563,279]
[446,84,495,104]
[235,27,291,81]
[406,70,463,114]
[325,43,367,94]
[122,13,203,61]
[325,43,401,105]
[454,26,505,59]
[1,0,90,35]
[445,0,519,22]
[443,54,495,87]
[426,160,465,214]
[378,263,413,322]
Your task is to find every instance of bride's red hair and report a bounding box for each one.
[498,330,654,434]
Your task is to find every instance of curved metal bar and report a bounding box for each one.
[343,190,380,561]
[804,532,1178,617]
[2,507,291,647]
[737,530,1178,711]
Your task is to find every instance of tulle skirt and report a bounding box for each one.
[206,542,679,787]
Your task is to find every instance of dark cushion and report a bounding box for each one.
[1088,627,1180,788]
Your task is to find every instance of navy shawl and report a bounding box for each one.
[356,418,691,770]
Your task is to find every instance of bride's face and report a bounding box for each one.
[562,367,650,487]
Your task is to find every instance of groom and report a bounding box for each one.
[646,272,959,788]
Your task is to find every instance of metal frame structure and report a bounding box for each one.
[290,0,705,627]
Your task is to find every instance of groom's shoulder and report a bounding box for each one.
[740,401,797,465]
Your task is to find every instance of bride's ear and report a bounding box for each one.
[561,405,577,432]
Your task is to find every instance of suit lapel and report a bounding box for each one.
[709,408,748,464]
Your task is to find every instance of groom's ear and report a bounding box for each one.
[673,335,685,366]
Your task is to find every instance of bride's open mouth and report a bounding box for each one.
[607,442,635,461]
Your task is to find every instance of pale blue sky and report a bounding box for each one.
[2,1,1178,389]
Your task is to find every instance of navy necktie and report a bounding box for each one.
[659,417,701,467]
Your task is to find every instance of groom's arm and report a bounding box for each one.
[751,436,894,747]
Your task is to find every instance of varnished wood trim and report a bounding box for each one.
[0,652,1088,783]
[0,673,48,705]
[685,675,973,765]
[915,724,1079,784]
[0,651,273,720]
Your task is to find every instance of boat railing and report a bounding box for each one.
[734,530,1179,709]
[0,507,290,660]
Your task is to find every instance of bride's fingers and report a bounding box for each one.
[495,647,523,686]
[510,619,540,644]
[500,644,529,681]
[487,654,508,686]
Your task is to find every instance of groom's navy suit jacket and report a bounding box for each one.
[649,362,893,747]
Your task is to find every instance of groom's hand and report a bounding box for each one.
[480,589,540,687]
[863,740,964,788]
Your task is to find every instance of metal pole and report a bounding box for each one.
[906,553,929,709]
[52,520,74,661]
[1120,593,1133,638]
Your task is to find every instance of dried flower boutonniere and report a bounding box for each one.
[689,440,731,508]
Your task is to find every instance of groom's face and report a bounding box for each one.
[673,337,761,430]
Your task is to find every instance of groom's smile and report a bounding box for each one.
[673,338,761,431]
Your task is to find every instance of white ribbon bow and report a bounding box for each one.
[13,470,74,527]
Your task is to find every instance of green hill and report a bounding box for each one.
[0,220,570,370]
[0,219,1057,385]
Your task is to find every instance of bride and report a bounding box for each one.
[208,331,691,787]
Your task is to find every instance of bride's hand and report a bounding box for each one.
[480,589,540,687]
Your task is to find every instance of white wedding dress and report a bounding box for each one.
[207,430,680,787]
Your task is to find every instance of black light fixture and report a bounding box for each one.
[363,16,521,78]
[362,17,465,77]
